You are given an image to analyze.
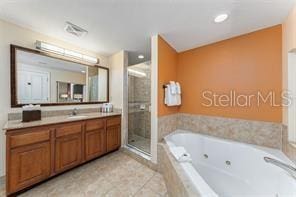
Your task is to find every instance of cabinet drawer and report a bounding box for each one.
[106,116,121,127]
[86,119,105,131]
[10,130,50,148]
[56,123,82,138]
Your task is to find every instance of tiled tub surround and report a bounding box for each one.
[161,131,296,196]
[158,143,200,197]
[158,113,282,149]
[158,113,296,196]
[158,114,178,141]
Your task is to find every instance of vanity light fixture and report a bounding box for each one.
[65,49,83,59]
[35,41,99,64]
[214,14,228,23]
[138,55,144,59]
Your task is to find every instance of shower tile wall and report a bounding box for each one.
[128,65,151,153]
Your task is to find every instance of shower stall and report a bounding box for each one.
[127,61,151,154]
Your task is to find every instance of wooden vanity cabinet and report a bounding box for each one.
[6,128,52,194]
[6,115,121,195]
[85,119,106,161]
[54,123,83,173]
[106,116,121,152]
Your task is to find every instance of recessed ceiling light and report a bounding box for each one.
[138,55,144,59]
[214,14,228,23]
[81,70,86,73]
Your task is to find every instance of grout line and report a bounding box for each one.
[132,171,157,197]
[103,151,156,197]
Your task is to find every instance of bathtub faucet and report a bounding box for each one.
[264,157,296,179]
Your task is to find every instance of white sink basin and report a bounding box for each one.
[67,115,88,119]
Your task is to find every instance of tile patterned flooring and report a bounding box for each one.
[0,151,167,197]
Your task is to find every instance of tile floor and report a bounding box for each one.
[0,151,167,197]
[128,134,151,154]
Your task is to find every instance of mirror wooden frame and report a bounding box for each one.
[10,44,109,107]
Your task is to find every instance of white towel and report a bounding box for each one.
[176,82,181,94]
[164,82,182,106]
[165,86,178,106]
[176,94,181,106]
[170,146,192,163]
[175,82,181,105]
[164,87,168,104]
[169,81,177,94]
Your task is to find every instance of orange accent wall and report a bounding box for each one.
[158,25,282,122]
[158,36,179,116]
[177,25,282,123]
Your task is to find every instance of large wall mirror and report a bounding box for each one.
[11,45,109,107]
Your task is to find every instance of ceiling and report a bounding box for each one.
[17,50,87,73]
[0,0,295,57]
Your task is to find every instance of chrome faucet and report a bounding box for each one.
[71,108,78,116]
[264,157,296,179]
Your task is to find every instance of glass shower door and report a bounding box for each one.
[127,62,151,154]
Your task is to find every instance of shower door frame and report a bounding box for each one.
[126,62,152,156]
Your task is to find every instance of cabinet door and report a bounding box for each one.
[55,133,82,173]
[8,142,51,193]
[85,128,106,161]
[106,125,121,152]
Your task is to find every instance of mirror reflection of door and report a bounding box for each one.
[98,68,108,101]
[17,68,49,104]
[88,66,99,102]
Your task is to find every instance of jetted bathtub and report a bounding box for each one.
[164,131,296,197]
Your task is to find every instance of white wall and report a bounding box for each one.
[0,19,109,176]
[150,35,158,163]
[109,51,128,146]
[109,51,125,109]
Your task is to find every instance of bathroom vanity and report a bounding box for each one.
[4,113,121,195]
[4,43,120,195]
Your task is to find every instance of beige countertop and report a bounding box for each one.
[3,111,121,131]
